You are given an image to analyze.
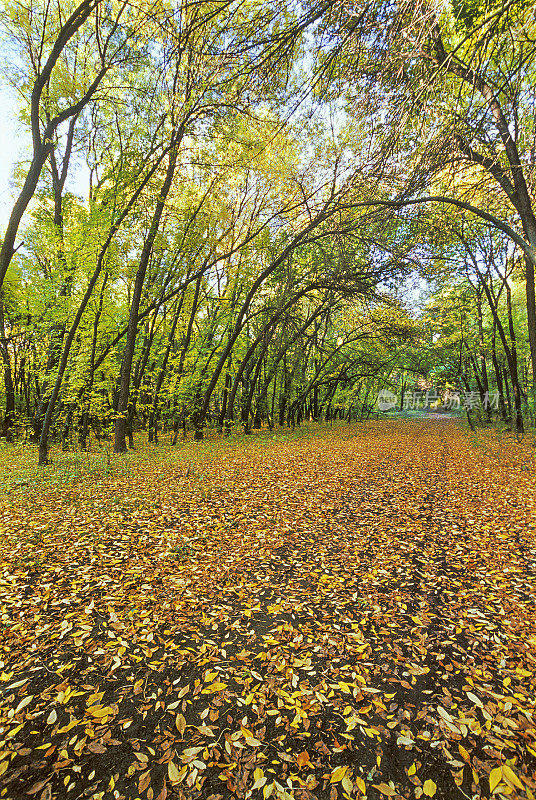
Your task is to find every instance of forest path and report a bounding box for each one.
[0,421,535,800]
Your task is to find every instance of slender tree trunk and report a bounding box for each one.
[37,136,172,464]
[490,322,507,421]
[79,273,108,450]
[218,368,232,434]
[474,269,523,433]
[433,28,536,397]
[0,148,49,292]
[168,273,204,439]
[506,282,524,434]
[475,291,491,421]
[149,297,184,443]
[61,405,74,450]
[0,299,15,441]
[31,119,77,443]
[114,137,180,453]
[243,355,265,434]
[224,291,316,434]
[278,356,290,427]
[269,372,277,429]
[503,367,512,419]
[38,265,104,464]
[193,209,338,439]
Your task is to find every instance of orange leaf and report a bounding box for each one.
[138,770,151,793]
[372,783,395,796]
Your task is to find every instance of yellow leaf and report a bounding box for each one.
[168,762,181,784]
[466,691,483,708]
[342,775,353,794]
[87,706,113,718]
[489,767,503,794]
[57,720,77,734]
[202,682,227,693]
[182,747,203,758]
[197,725,214,736]
[502,765,523,790]
[437,706,453,723]
[175,713,186,735]
[14,696,33,714]
[423,779,437,797]
[408,763,416,776]
[330,766,348,783]
[355,775,366,794]
[458,745,470,762]
[252,767,266,791]
[516,668,531,677]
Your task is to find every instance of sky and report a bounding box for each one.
[0,82,31,231]
[0,78,93,237]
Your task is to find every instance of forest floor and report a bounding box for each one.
[0,420,535,800]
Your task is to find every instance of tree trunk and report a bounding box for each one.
[506,281,524,434]
[149,297,184,444]
[490,322,508,422]
[0,299,15,441]
[114,137,179,453]
[475,291,491,421]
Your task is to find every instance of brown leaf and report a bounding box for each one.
[87,742,106,754]
[138,770,151,793]
[26,780,50,796]
[155,782,168,800]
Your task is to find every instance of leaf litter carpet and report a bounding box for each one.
[0,421,535,800]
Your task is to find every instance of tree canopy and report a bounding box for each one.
[2,0,536,459]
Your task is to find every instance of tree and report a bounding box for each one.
[0,0,149,291]
[319,0,536,396]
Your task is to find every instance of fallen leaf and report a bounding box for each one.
[372,783,395,796]
[423,779,437,797]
